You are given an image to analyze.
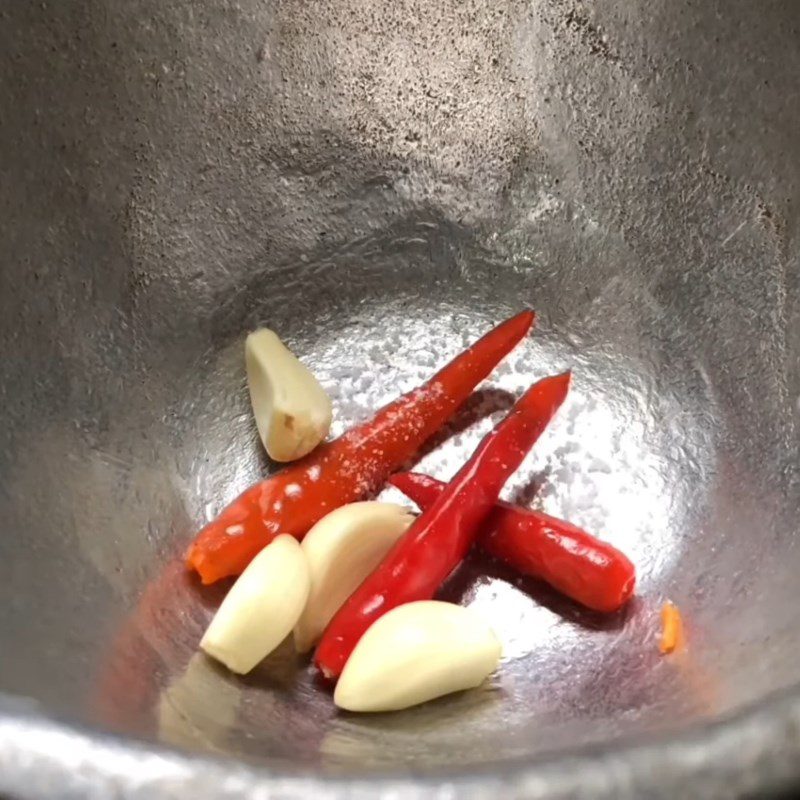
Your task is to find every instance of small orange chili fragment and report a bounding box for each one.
[659,601,684,654]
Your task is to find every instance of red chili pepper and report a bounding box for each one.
[390,472,636,612]
[186,311,535,584]
[314,371,571,680]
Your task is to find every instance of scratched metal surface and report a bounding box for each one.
[1,0,799,797]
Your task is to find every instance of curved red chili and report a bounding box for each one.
[186,310,535,584]
[390,472,635,612]
[315,372,571,680]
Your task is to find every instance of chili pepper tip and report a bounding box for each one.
[500,309,536,340]
[519,309,536,326]
[540,370,572,401]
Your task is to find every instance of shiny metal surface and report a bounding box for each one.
[1,0,799,797]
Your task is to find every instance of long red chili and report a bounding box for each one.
[186,310,535,584]
[390,472,635,612]
[314,371,571,680]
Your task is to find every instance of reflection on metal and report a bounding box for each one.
[157,654,240,755]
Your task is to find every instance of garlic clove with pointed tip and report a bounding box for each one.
[294,502,415,653]
[333,601,502,713]
[201,534,310,674]
[245,328,332,462]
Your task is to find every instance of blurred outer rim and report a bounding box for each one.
[1,688,800,799]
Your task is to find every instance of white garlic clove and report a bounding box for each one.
[200,534,310,674]
[333,601,502,713]
[294,502,415,653]
[245,328,332,462]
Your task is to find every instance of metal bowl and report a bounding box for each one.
[1,1,798,797]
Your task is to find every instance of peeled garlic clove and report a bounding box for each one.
[294,502,415,653]
[245,328,332,462]
[333,601,502,713]
[201,534,310,674]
